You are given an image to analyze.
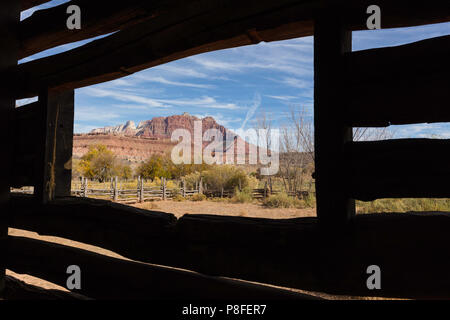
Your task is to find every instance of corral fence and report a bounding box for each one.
[12,178,313,204]
[71,176,200,204]
[74,176,314,203]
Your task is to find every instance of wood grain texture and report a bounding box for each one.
[345,35,450,127]
[0,0,20,298]
[314,12,354,224]
[34,90,74,203]
[12,101,43,188]
[6,235,314,300]
[346,139,450,200]
[19,0,168,59]
[15,0,450,99]
[21,0,50,11]
[10,197,450,299]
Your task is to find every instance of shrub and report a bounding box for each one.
[231,187,253,203]
[173,194,185,202]
[303,193,316,208]
[202,165,249,191]
[184,171,201,189]
[190,193,206,201]
[263,193,303,208]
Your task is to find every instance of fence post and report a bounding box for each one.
[113,176,118,201]
[141,177,145,202]
[110,177,113,199]
[81,177,85,197]
[162,177,166,200]
[199,177,203,194]
[264,181,268,199]
[182,180,186,197]
[137,176,140,202]
[84,177,88,197]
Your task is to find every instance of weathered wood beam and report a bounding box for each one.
[0,0,20,298]
[21,0,50,12]
[9,194,178,261]
[11,201,450,298]
[14,0,450,99]
[314,12,354,224]
[4,275,91,300]
[19,0,169,59]
[346,139,450,200]
[345,35,450,127]
[6,235,314,300]
[11,194,450,298]
[174,213,450,299]
[34,89,74,203]
[12,101,42,187]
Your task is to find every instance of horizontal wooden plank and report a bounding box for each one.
[174,212,450,299]
[345,35,450,127]
[6,235,313,299]
[14,0,450,99]
[12,101,43,187]
[4,275,91,300]
[11,194,450,298]
[9,194,178,262]
[345,139,450,200]
[19,0,167,59]
[21,0,49,11]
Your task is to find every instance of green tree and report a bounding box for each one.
[80,144,117,182]
[137,154,171,180]
[115,164,133,180]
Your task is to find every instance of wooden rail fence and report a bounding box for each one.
[67,176,313,204]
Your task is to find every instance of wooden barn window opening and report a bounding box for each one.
[1,0,449,300]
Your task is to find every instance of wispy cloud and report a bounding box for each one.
[280,77,311,89]
[265,95,298,101]
[133,75,214,89]
[83,87,170,108]
[83,87,240,110]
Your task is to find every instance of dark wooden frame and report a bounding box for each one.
[1,0,450,299]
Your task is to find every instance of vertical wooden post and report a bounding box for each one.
[182,180,186,198]
[264,181,268,199]
[199,177,203,194]
[84,178,88,197]
[140,177,144,202]
[0,0,19,296]
[314,12,355,224]
[162,177,166,200]
[113,176,118,201]
[137,176,141,202]
[35,89,74,204]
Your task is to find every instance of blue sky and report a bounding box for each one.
[19,1,450,138]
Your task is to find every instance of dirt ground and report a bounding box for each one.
[133,199,317,219]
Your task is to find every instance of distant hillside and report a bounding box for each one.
[73,113,252,162]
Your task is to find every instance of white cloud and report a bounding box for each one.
[75,107,121,122]
[265,95,299,101]
[133,75,214,89]
[280,77,311,89]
